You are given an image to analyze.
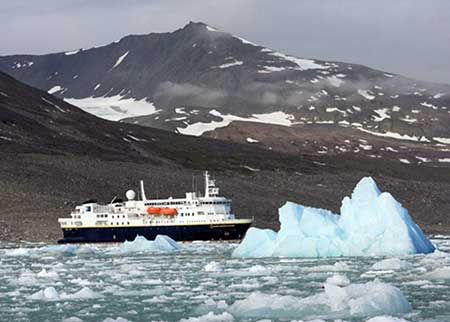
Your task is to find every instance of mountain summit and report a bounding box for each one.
[1,22,450,147]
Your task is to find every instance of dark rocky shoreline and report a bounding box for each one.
[1,152,449,243]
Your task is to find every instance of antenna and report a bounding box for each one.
[192,174,195,192]
[140,180,147,201]
[110,196,117,204]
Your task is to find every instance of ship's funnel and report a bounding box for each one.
[140,180,147,201]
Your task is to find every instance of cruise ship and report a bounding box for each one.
[58,171,253,243]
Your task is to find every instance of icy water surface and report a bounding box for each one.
[1,239,450,322]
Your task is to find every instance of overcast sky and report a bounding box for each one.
[2,0,450,84]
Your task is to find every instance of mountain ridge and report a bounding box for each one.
[1,22,450,158]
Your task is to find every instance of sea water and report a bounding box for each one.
[1,239,449,322]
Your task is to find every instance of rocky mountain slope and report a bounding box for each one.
[1,72,450,242]
[1,22,450,147]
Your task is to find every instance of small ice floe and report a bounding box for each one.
[204,261,223,272]
[422,267,450,280]
[101,318,132,322]
[180,312,234,322]
[366,316,410,322]
[118,235,180,253]
[29,286,101,301]
[371,258,413,271]
[325,274,350,286]
[228,281,411,320]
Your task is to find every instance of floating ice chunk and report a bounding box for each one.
[326,274,350,286]
[195,299,229,315]
[102,318,131,322]
[371,258,413,271]
[38,244,79,254]
[63,318,84,322]
[228,281,411,320]
[37,268,59,279]
[180,312,234,322]
[66,287,101,299]
[29,286,101,301]
[120,235,179,253]
[366,316,410,322]
[29,287,60,301]
[204,261,223,272]
[17,273,39,286]
[422,267,450,280]
[232,228,277,258]
[233,177,435,257]
[5,248,30,256]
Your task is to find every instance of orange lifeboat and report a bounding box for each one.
[147,207,162,215]
[161,208,178,216]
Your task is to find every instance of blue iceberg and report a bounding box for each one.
[233,177,435,257]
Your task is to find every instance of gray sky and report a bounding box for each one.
[2,0,450,84]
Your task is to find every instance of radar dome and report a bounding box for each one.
[126,190,136,200]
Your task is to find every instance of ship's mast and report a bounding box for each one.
[204,171,219,198]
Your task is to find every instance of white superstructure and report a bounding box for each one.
[58,171,251,229]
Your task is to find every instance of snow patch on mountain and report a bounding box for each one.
[233,36,257,46]
[373,108,390,122]
[434,137,450,145]
[42,97,66,113]
[206,25,218,32]
[112,51,129,69]
[65,49,81,56]
[269,52,329,71]
[358,89,376,100]
[48,86,63,94]
[216,60,243,69]
[358,128,428,142]
[65,95,159,121]
[420,102,438,110]
[328,75,344,87]
[177,110,296,136]
[258,66,286,73]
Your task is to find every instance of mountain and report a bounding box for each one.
[1,21,450,152]
[1,71,450,242]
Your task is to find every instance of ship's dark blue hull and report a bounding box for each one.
[58,222,252,243]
